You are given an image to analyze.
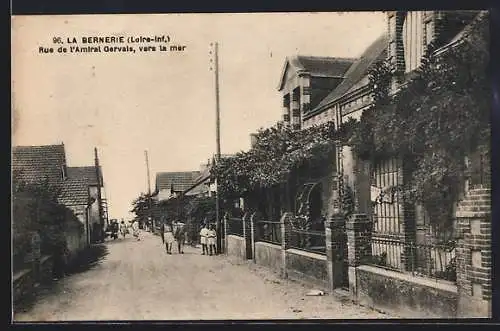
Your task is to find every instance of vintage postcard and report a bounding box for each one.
[11,11,491,321]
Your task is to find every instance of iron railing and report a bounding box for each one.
[289,228,326,255]
[365,236,457,282]
[255,221,282,245]
[226,217,244,237]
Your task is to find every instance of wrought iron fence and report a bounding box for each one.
[255,221,282,245]
[364,236,457,282]
[226,217,244,237]
[289,228,326,255]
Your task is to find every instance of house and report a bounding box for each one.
[152,171,202,202]
[182,154,236,198]
[231,10,490,318]
[12,144,106,247]
[278,56,356,130]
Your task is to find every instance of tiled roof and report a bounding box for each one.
[155,171,201,192]
[58,178,90,206]
[438,11,487,52]
[278,56,356,90]
[293,56,355,77]
[12,144,66,187]
[313,33,388,112]
[67,166,103,186]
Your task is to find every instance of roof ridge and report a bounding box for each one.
[13,143,65,149]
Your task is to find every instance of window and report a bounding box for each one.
[388,15,396,39]
[402,11,424,73]
[425,20,434,45]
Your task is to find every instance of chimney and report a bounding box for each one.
[250,133,258,148]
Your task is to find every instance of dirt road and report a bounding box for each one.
[13,231,391,321]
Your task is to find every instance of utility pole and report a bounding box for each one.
[145,150,153,231]
[210,41,222,254]
[95,147,104,243]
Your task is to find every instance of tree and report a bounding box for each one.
[12,176,75,271]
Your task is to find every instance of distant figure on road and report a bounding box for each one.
[207,224,217,256]
[132,220,140,241]
[119,221,127,239]
[200,224,209,255]
[164,223,175,254]
[174,220,187,254]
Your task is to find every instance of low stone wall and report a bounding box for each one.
[254,241,282,272]
[13,255,53,304]
[286,249,328,289]
[355,265,458,318]
[227,235,246,260]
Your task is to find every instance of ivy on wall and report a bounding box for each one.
[211,12,489,233]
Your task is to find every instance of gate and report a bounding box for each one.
[371,157,406,269]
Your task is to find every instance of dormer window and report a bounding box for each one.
[402,11,424,73]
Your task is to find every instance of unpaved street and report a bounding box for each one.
[13,232,391,321]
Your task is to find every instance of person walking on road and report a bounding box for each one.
[160,222,165,245]
[174,220,187,254]
[199,224,209,255]
[164,222,175,254]
[119,220,127,239]
[207,224,217,256]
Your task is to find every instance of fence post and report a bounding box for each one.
[223,213,229,256]
[250,213,257,263]
[280,212,292,279]
[455,187,491,318]
[346,213,372,302]
[325,214,346,293]
[242,213,252,260]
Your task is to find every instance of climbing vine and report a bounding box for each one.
[211,119,358,199]
[352,12,490,231]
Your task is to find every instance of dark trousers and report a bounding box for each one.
[202,244,208,255]
[52,254,66,278]
[177,240,184,253]
[209,244,216,255]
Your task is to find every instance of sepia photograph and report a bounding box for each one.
[11,10,491,321]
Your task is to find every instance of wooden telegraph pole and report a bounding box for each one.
[144,150,153,231]
[210,42,222,254]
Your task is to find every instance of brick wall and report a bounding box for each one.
[455,187,491,317]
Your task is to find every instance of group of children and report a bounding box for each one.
[199,224,217,256]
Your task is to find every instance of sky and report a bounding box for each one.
[11,12,386,220]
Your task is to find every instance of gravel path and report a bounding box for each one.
[13,232,391,321]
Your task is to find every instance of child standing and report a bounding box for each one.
[207,224,217,256]
[199,224,209,255]
[164,223,175,254]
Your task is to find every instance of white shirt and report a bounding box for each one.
[200,228,209,238]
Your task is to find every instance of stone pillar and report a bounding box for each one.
[280,212,293,278]
[243,213,252,260]
[250,212,258,263]
[223,213,229,256]
[291,89,301,131]
[401,158,417,272]
[456,187,492,318]
[325,215,346,292]
[346,214,372,302]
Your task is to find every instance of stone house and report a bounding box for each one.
[278,56,355,131]
[228,10,490,318]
